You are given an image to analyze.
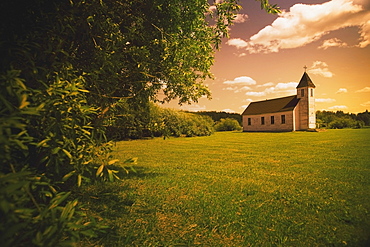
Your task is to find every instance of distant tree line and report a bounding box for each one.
[192,111,242,125]
[316,110,370,129]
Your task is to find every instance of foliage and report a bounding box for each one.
[214,118,242,131]
[106,103,214,139]
[0,0,280,245]
[0,71,104,246]
[0,171,105,247]
[159,109,214,137]
[193,111,242,125]
[316,110,367,129]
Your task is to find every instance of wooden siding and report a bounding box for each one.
[243,111,295,132]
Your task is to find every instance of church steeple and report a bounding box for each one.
[296,72,316,89]
[296,69,316,130]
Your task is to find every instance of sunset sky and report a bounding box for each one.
[164,0,370,114]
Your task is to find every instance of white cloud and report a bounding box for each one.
[361,101,370,107]
[257,82,274,87]
[328,105,348,110]
[243,98,253,103]
[180,104,206,112]
[265,82,297,95]
[336,88,348,94]
[227,0,370,53]
[245,82,297,97]
[316,98,336,103]
[308,61,334,78]
[208,5,217,12]
[233,14,248,23]
[356,87,370,93]
[246,91,266,97]
[235,86,252,93]
[318,38,349,49]
[224,86,238,91]
[223,76,257,85]
[226,38,248,49]
[222,108,236,113]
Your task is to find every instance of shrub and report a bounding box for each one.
[214,118,242,131]
[106,103,214,139]
[0,70,106,246]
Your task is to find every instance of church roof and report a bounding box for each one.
[296,72,316,88]
[242,95,300,115]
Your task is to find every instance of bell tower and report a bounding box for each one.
[296,68,316,130]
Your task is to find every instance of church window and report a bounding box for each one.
[301,89,304,97]
[271,116,275,124]
[248,118,251,125]
[261,117,265,125]
[310,88,314,97]
[281,115,286,124]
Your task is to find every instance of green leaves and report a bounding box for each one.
[257,0,281,14]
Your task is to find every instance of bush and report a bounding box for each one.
[156,107,214,138]
[0,70,106,246]
[106,103,214,139]
[214,118,242,131]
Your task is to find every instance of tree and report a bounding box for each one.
[0,0,280,245]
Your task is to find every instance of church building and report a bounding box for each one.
[242,71,316,132]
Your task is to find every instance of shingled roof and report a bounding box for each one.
[297,72,316,88]
[242,95,300,115]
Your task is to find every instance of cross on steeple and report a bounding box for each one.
[303,65,307,72]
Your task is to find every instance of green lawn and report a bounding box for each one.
[81,129,370,246]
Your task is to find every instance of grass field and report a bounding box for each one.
[81,129,370,246]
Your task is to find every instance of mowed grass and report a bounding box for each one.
[82,129,370,246]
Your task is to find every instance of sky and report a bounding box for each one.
[164,0,370,114]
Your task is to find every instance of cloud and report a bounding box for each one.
[316,98,336,103]
[336,88,348,94]
[246,91,266,97]
[223,76,257,85]
[226,38,248,49]
[243,98,253,103]
[208,5,217,12]
[257,82,274,88]
[233,14,248,23]
[224,86,238,91]
[246,82,297,97]
[328,105,348,110]
[222,108,236,113]
[180,104,206,112]
[226,0,370,53]
[224,86,252,93]
[235,86,252,93]
[356,87,370,93]
[265,82,297,95]
[361,101,370,107]
[318,38,349,49]
[308,61,334,77]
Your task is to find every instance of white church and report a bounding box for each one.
[242,71,316,132]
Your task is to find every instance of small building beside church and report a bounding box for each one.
[242,72,316,132]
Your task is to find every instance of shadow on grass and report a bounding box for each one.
[76,165,162,245]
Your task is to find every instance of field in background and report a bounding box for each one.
[82,129,370,246]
